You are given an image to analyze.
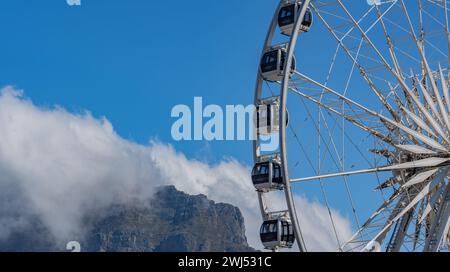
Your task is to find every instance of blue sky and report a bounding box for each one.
[0,0,384,231]
[0,0,281,163]
[2,0,429,242]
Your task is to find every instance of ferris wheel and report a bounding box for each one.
[252,0,450,252]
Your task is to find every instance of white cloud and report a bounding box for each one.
[0,87,352,251]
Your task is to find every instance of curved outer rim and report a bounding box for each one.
[253,0,311,252]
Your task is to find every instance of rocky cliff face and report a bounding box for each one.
[0,186,254,252]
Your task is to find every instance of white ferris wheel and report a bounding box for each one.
[252,0,450,252]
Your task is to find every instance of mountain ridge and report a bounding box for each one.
[0,185,255,252]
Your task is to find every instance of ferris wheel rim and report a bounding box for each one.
[279,0,313,253]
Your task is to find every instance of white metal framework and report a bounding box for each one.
[253,0,450,252]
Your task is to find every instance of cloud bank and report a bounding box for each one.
[0,87,352,251]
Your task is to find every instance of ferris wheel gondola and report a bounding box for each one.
[260,215,295,250]
[260,44,296,82]
[278,1,313,36]
[252,159,284,192]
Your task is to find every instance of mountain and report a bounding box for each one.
[0,186,255,252]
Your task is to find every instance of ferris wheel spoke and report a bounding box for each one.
[381,14,446,66]
[368,167,449,247]
[395,76,450,144]
[375,3,404,77]
[290,72,397,134]
[400,0,450,124]
[443,0,450,64]
[419,0,426,49]
[333,0,450,139]
[341,189,404,251]
[425,78,450,134]
[428,0,450,10]
[424,181,450,251]
[289,86,398,146]
[291,168,387,183]
[400,106,439,138]
[396,144,438,154]
[395,181,447,251]
[343,169,448,251]
[417,80,441,119]
[418,181,446,223]
[289,78,390,132]
[310,87,391,206]
[295,82,366,236]
[413,203,424,250]
[401,168,441,188]
[424,10,447,29]
[387,209,416,251]
[392,85,418,130]
[291,157,450,183]
[439,65,450,115]
[334,1,414,92]
[291,70,450,152]
[287,90,365,246]
[311,3,401,122]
